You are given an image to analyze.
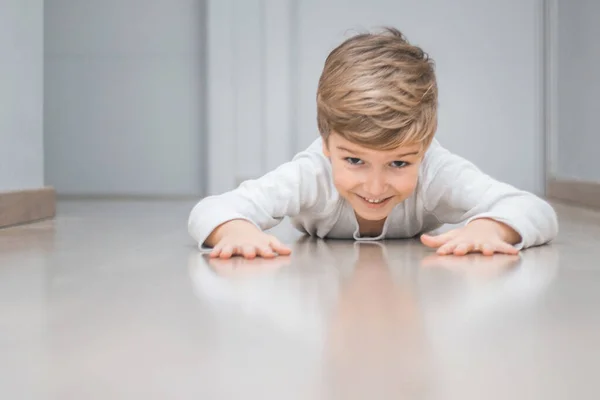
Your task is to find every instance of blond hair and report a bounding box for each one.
[317,27,438,151]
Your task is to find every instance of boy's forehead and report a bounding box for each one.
[329,133,423,155]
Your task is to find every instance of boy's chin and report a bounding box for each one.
[354,209,390,221]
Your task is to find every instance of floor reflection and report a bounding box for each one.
[323,241,429,400]
[188,238,561,399]
[418,246,560,400]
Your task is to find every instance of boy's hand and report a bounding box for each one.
[420,218,521,256]
[206,219,292,259]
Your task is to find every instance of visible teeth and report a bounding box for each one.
[365,197,383,204]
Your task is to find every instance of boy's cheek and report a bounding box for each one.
[400,174,419,192]
[391,173,419,197]
[331,167,360,191]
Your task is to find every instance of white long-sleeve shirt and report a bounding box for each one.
[188,137,558,250]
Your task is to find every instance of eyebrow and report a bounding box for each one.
[336,145,420,158]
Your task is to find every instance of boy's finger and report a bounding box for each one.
[219,245,234,259]
[242,245,257,259]
[495,241,519,255]
[420,235,441,248]
[270,238,292,255]
[437,241,459,255]
[210,243,223,258]
[257,245,276,258]
[481,243,495,256]
[421,229,460,248]
[453,242,473,256]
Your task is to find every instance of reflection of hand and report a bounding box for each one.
[420,253,521,279]
[188,244,336,345]
[207,254,291,279]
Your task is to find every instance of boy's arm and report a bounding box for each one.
[420,140,558,250]
[188,147,328,248]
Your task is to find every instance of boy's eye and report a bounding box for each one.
[345,157,363,165]
[390,161,409,168]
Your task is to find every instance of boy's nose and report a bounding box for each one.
[364,175,387,196]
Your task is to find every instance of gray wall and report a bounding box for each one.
[556,0,600,183]
[44,0,206,197]
[0,0,44,192]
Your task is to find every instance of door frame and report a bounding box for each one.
[542,0,600,207]
[205,0,296,196]
[542,0,558,194]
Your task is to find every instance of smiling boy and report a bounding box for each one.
[188,27,558,259]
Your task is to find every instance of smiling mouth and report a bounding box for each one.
[356,194,393,207]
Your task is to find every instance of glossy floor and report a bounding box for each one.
[0,200,599,399]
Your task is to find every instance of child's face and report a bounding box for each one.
[323,132,425,222]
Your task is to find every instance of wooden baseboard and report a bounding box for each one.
[547,178,600,209]
[0,187,56,228]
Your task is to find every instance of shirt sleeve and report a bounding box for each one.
[187,140,332,248]
[419,140,559,249]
